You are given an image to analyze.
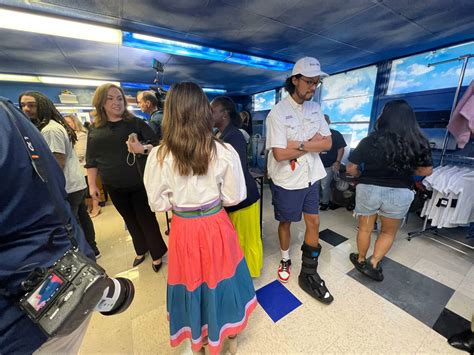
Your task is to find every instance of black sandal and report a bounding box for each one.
[350,253,383,281]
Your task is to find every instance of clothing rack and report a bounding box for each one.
[407,54,474,254]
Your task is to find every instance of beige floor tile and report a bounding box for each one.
[412,258,465,290]
[446,290,474,321]
[458,265,474,296]
[79,312,134,354]
[78,200,473,354]
[416,330,464,354]
[131,306,170,354]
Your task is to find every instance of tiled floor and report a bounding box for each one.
[79,186,473,354]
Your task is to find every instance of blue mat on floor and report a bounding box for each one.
[256,280,302,322]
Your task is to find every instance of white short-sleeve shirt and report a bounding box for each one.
[41,120,87,194]
[266,95,331,190]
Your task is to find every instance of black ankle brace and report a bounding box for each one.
[301,243,321,258]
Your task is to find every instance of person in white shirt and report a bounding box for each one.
[20,92,100,257]
[266,57,334,304]
[64,114,102,218]
[143,82,256,354]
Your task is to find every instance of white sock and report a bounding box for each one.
[281,249,290,261]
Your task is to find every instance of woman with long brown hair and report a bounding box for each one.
[86,83,167,271]
[144,82,256,354]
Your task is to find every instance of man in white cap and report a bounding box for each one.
[266,57,334,304]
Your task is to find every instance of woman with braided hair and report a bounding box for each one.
[19,91,100,257]
[346,100,433,281]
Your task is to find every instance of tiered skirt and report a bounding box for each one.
[167,208,257,354]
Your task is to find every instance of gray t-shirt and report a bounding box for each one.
[41,120,87,194]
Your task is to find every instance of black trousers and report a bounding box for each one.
[107,184,167,260]
[67,188,98,252]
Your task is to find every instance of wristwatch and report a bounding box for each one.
[298,142,305,151]
[143,146,149,155]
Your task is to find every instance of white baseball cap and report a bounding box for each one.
[291,57,329,78]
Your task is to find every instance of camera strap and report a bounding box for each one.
[1,101,78,250]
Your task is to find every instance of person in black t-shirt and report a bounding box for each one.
[319,114,347,210]
[211,96,263,278]
[86,84,167,272]
[346,100,433,281]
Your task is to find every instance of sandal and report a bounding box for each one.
[350,253,383,281]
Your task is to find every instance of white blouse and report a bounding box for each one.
[143,142,247,212]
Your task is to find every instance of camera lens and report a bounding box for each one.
[94,277,135,316]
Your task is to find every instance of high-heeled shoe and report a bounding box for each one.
[132,255,146,267]
[152,262,162,273]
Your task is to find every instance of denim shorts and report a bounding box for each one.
[355,184,414,219]
[270,181,319,222]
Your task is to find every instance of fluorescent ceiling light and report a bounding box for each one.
[56,106,94,110]
[0,73,119,87]
[202,88,227,94]
[122,82,226,94]
[0,74,40,83]
[0,8,121,44]
[122,32,293,71]
[122,82,153,90]
[39,76,120,87]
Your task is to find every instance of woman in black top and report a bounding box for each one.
[347,100,433,281]
[211,96,263,277]
[86,83,167,272]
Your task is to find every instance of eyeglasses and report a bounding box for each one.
[299,77,322,88]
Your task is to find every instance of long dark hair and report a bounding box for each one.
[372,100,431,174]
[19,91,77,145]
[212,96,242,127]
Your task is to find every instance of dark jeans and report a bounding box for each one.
[106,184,167,260]
[67,188,98,253]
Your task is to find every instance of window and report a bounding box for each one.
[252,89,275,111]
[387,41,474,95]
[320,66,377,147]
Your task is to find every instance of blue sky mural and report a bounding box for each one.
[388,41,474,95]
[253,89,276,111]
[320,65,377,148]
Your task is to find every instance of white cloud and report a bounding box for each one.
[408,63,434,76]
[254,96,268,110]
[338,95,370,114]
[424,48,447,61]
[351,114,370,122]
[441,66,474,79]
[322,67,376,100]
